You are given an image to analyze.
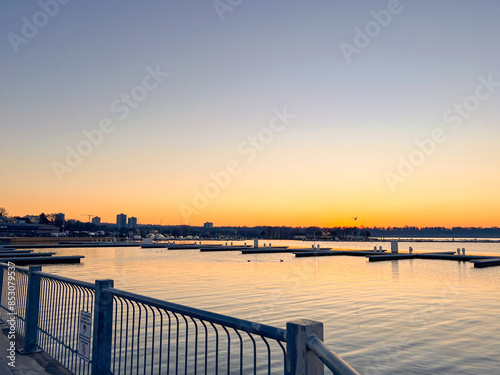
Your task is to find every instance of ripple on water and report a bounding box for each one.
[40,243,500,374]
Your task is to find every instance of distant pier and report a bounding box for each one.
[291,242,500,268]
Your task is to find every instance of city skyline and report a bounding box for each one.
[1,1,499,228]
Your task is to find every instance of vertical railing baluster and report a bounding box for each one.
[222,326,231,374]
[165,310,172,375]
[261,336,272,375]
[232,328,243,374]
[54,280,63,361]
[245,332,257,375]
[131,301,136,372]
[113,296,119,375]
[190,317,199,375]
[142,303,148,375]
[200,320,208,375]
[124,298,131,375]
[149,306,156,375]
[137,303,142,375]
[158,310,164,375]
[210,322,219,375]
[182,314,189,375]
[174,312,180,374]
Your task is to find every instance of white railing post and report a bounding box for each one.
[286,319,324,375]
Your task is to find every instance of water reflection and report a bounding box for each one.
[38,242,500,374]
[391,260,399,283]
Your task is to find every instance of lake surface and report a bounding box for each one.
[37,240,500,374]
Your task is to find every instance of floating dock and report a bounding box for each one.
[242,248,331,254]
[295,250,386,257]
[471,258,500,268]
[367,252,491,263]
[292,246,500,268]
[167,244,207,250]
[1,242,140,249]
[0,256,85,265]
[200,246,252,252]
[0,249,33,254]
[144,243,253,251]
[0,252,56,258]
[141,244,168,249]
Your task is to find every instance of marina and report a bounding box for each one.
[29,240,500,374]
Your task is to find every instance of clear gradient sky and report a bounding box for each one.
[1,0,499,227]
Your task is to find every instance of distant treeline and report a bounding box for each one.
[368,226,500,238]
[127,225,500,239]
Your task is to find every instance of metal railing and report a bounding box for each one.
[0,262,29,336]
[106,287,286,374]
[0,262,359,375]
[36,270,95,374]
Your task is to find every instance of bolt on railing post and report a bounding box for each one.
[92,279,114,375]
[286,319,324,375]
[22,266,42,354]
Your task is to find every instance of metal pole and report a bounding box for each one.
[92,279,114,374]
[22,266,42,354]
[286,319,324,375]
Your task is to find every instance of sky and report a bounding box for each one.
[1,0,500,227]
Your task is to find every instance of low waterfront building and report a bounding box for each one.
[0,223,59,236]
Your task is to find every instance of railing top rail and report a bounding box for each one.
[34,270,96,290]
[307,334,360,375]
[0,261,29,274]
[105,287,287,342]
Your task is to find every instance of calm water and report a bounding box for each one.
[37,240,500,374]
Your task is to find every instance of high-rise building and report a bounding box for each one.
[92,216,101,225]
[128,217,137,230]
[117,214,127,230]
[204,222,214,229]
